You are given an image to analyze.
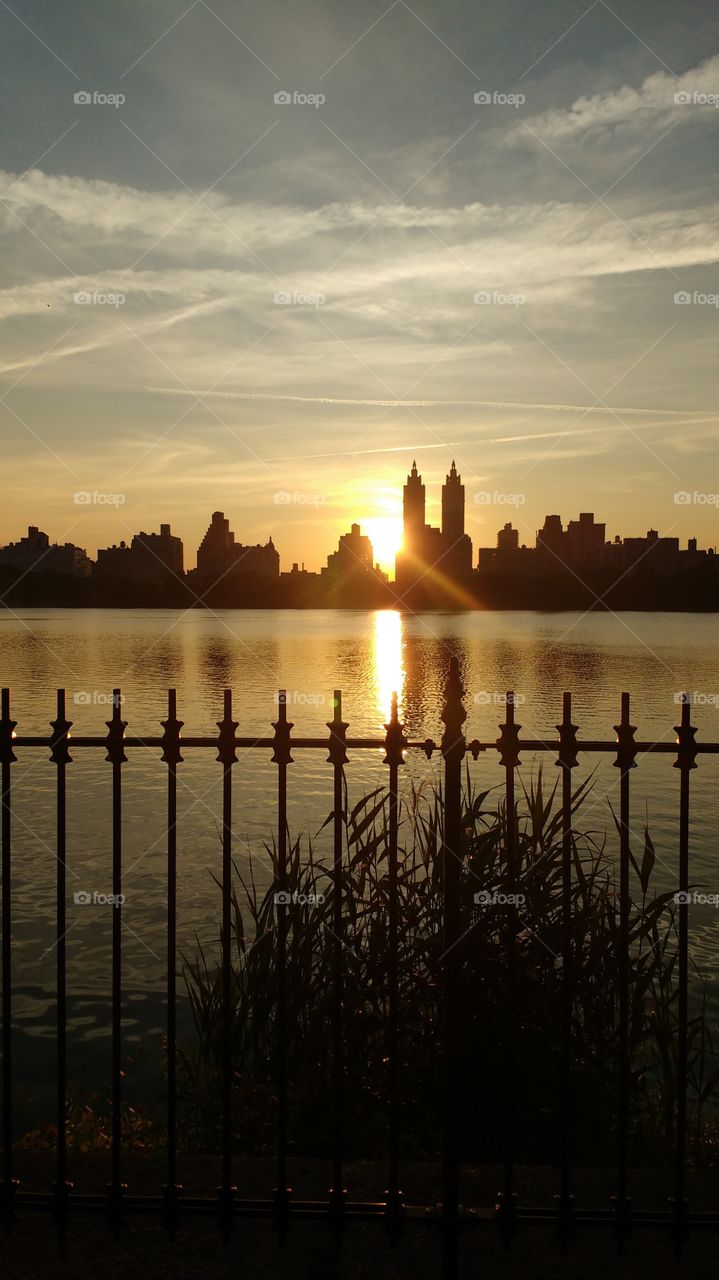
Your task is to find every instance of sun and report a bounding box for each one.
[363,515,404,574]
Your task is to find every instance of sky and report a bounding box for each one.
[0,0,718,571]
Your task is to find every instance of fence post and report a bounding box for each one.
[612,693,637,1249]
[384,691,407,1237]
[672,693,697,1254]
[0,690,17,1231]
[440,656,466,1280]
[216,690,238,1234]
[105,689,127,1233]
[50,690,73,1248]
[161,690,183,1236]
[556,692,578,1247]
[496,691,521,1243]
[327,691,348,1228]
[272,690,294,1237]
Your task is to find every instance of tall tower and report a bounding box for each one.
[403,460,426,547]
[441,460,464,544]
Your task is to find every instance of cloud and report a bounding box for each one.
[509,54,719,145]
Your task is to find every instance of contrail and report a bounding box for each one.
[147,385,714,418]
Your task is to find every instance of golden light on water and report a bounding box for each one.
[373,609,404,725]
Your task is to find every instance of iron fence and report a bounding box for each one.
[0,657,717,1277]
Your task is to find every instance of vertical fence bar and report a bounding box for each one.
[613,693,636,1246]
[496,690,521,1244]
[556,692,577,1245]
[272,691,293,1236]
[161,690,183,1234]
[327,691,348,1225]
[50,690,73,1243]
[672,693,696,1251]
[106,689,127,1230]
[217,690,238,1232]
[0,689,16,1229]
[384,692,406,1236]
[440,657,466,1279]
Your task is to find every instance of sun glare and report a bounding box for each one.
[363,516,403,573]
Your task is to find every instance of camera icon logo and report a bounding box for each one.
[674,91,692,105]
[74,890,92,905]
[74,90,92,105]
[474,91,492,105]
[673,491,692,504]
[274,91,292,105]
[674,291,691,304]
[674,891,691,905]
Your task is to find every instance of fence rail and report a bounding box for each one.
[0,659,716,1276]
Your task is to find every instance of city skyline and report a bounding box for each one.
[1,460,719,577]
[1,1,719,568]
[1,455,716,583]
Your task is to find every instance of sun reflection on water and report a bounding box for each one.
[372,609,404,727]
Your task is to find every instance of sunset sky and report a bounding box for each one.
[1,0,718,571]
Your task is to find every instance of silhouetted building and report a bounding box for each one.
[280,561,321,606]
[321,523,388,605]
[195,512,279,584]
[497,522,519,553]
[323,523,374,579]
[0,526,92,576]
[610,529,680,575]
[395,461,473,598]
[565,513,605,567]
[537,514,565,560]
[96,523,183,585]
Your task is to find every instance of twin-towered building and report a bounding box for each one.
[395,460,474,595]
